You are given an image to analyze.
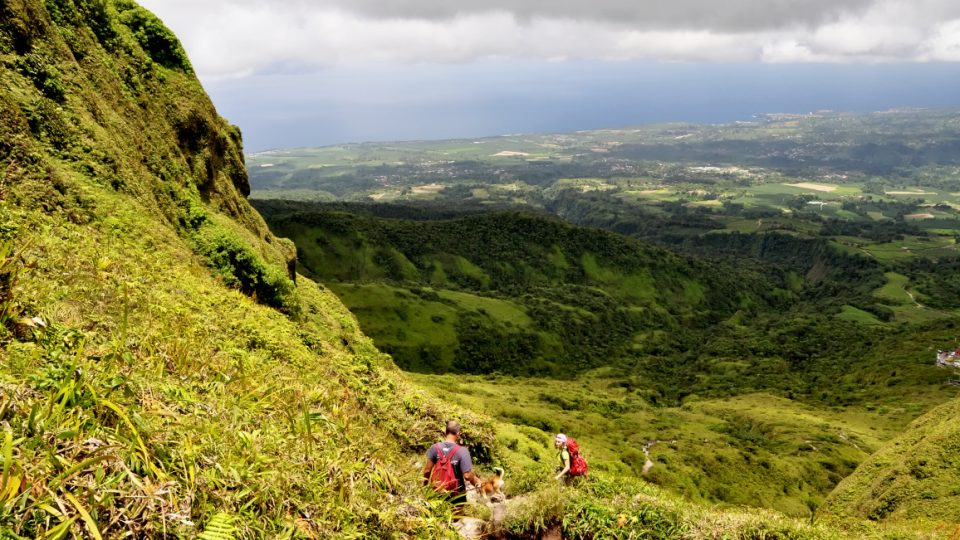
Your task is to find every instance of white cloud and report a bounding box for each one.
[922,19,960,61]
[136,0,960,80]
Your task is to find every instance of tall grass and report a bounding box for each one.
[0,177,488,537]
[496,474,935,539]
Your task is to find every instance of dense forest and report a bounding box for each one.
[254,200,952,407]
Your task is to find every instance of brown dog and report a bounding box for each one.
[478,467,505,502]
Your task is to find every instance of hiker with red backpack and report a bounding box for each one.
[423,420,481,509]
[554,433,588,483]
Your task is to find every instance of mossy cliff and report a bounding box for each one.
[0,0,493,537]
[0,0,305,310]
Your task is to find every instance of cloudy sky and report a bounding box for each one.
[139,0,960,150]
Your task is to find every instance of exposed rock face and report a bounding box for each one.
[455,517,487,539]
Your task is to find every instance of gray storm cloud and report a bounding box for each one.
[318,0,876,32]
[138,0,960,79]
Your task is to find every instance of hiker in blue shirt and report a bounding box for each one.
[423,421,481,509]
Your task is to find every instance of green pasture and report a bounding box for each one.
[615,189,677,202]
[913,218,960,232]
[836,305,885,326]
[875,272,914,304]
[871,272,955,324]
[439,289,532,326]
[248,136,566,169]
[249,188,338,201]
[860,235,958,261]
[685,200,724,208]
[330,282,535,372]
[888,304,953,325]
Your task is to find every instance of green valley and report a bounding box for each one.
[254,198,960,522]
[248,111,960,533]
[254,202,768,376]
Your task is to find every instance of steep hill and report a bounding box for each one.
[0,1,492,536]
[823,396,960,524]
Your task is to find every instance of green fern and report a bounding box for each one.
[197,513,237,540]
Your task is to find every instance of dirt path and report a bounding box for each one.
[455,518,486,539]
[903,287,923,308]
[642,440,675,475]
[642,441,657,474]
[461,441,667,539]
[461,441,669,538]
[491,498,508,527]
[456,490,516,539]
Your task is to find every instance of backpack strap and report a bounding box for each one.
[435,443,460,463]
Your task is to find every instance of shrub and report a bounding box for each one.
[0,239,26,333]
[117,4,192,72]
[77,0,120,50]
[14,53,67,103]
[24,99,74,149]
[44,0,80,26]
[194,226,298,315]
[500,486,568,535]
[507,463,554,496]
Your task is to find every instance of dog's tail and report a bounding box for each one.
[494,467,504,478]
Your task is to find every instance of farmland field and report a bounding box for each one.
[249,110,960,263]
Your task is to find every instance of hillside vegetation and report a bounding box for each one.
[0,1,495,536]
[255,199,960,520]
[3,1,960,538]
[255,201,952,401]
[824,397,960,524]
[255,201,900,375]
[255,200,768,376]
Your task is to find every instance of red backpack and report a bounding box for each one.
[567,438,588,477]
[430,443,461,492]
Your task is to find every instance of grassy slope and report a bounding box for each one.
[823,397,960,524]
[0,2,493,536]
[330,282,535,373]
[496,477,938,540]
[1,182,494,537]
[412,373,932,519]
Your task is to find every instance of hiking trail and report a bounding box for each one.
[456,489,531,539]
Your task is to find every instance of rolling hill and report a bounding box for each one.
[255,199,960,519]
[824,396,960,524]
